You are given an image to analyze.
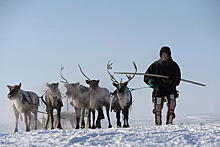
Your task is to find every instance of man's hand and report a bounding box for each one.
[148,79,159,91]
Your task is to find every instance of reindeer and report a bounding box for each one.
[107,60,137,128]
[7,83,39,133]
[78,64,112,129]
[41,82,63,130]
[60,66,90,129]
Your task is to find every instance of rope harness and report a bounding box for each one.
[124,86,151,94]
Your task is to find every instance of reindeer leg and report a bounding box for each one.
[116,110,121,128]
[24,112,30,132]
[105,106,112,128]
[13,104,19,133]
[92,109,96,129]
[122,109,126,128]
[81,109,85,129]
[56,106,62,129]
[96,109,101,129]
[28,112,31,130]
[50,109,54,130]
[75,107,80,129]
[45,108,51,129]
[125,106,130,128]
[88,109,92,128]
[45,111,50,129]
[32,112,37,130]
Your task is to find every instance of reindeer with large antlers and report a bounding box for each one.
[60,66,90,129]
[107,60,137,128]
[78,64,112,129]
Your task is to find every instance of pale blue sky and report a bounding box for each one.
[1,0,219,123]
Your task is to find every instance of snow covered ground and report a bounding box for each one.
[1,113,220,146]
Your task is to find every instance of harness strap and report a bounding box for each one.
[27,92,33,104]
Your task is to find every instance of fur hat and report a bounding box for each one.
[160,46,171,57]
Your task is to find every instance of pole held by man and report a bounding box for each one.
[113,72,206,87]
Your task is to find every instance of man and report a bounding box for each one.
[144,46,181,125]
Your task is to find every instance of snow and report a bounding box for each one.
[1,113,220,146]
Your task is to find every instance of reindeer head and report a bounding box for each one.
[107,60,137,99]
[78,64,100,94]
[60,65,80,98]
[112,81,130,99]
[7,83,21,100]
[46,82,62,100]
[64,83,80,98]
[86,80,100,94]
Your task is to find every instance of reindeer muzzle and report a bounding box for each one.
[7,95,14,100]
[7,95,11,99]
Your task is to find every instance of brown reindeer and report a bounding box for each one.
[107,61,137,127]
[41,82,63,130]
[78,64,112,129]
[7,83,39,133]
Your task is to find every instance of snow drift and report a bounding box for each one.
[1,113,220,146]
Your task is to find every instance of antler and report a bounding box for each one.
[107,60,118,83]
[78,64,91,81]
[60,65,69,84]
[125,61,137,83]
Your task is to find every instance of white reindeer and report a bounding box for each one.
[107,61,137,127]
[7,83,39,133]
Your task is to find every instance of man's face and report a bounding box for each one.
[161,52,168,61]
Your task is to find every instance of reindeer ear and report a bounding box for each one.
[7,85,12,90]
[86,80,90,84]
[18,83,21,88]
[76,82,80,86]
[56,82,59,87]
[113,82,118,88]
[46,83,50,87]
[96,80,100,84]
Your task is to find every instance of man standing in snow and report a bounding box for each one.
[144,46,181,125]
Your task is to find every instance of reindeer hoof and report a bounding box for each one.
[81,125,85,129]
[123,125,130,128]
[48,128,54,130]
[75,126,79,129]
[92,125,96,129]
[108,124,112,128]
[14,129,18,133]
[117,122,121,128]
[97,126,101,129]
[57,124,62,129]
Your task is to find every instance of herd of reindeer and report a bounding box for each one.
[6,61,137,133]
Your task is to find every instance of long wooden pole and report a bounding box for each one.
[114,72,206,87]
